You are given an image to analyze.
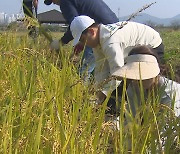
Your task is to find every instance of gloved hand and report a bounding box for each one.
[74,43,84,55]
[50,39,60,50]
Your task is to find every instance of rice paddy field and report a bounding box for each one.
[0,27,179,153]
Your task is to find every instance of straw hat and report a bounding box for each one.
[112,54,160,80]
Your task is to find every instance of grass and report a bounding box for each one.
[161,29,180,65]
[160,29,180,82]
[0,29,179,153]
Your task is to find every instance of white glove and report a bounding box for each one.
[50,39,60,50]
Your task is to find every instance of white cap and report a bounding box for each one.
[112,54,160,80]
[70,15,95,46]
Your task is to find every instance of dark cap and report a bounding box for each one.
[44,0,52,5]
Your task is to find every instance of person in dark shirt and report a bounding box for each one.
[44,0,118,78]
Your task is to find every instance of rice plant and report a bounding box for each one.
[0,28,179,153]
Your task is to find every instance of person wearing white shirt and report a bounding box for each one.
[70,15,165,112]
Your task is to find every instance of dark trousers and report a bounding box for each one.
[23,1,33,17]
[106,81,127,115]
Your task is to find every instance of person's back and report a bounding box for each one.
[99,21,162,57]
[60,0,118,25]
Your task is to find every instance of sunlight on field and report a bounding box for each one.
[0,29,179,153]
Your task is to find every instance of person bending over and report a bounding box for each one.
[70,15,165,114]
[112,45,180,117]
[44,0,118,79]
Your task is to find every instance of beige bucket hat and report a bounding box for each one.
[112,54,160,80]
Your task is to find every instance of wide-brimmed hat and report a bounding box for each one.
[70,15,95,46]
[44,0,52,5]
[112,54,160,80]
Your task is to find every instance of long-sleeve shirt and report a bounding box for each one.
[60,0,118,44]
[126,76,180,117]
[94,21,162,95]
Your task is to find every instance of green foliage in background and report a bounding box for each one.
[161,29,180,66]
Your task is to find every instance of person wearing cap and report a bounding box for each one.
[113,45,180,118]
[44,0,119,79]
[70,15,165,113]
